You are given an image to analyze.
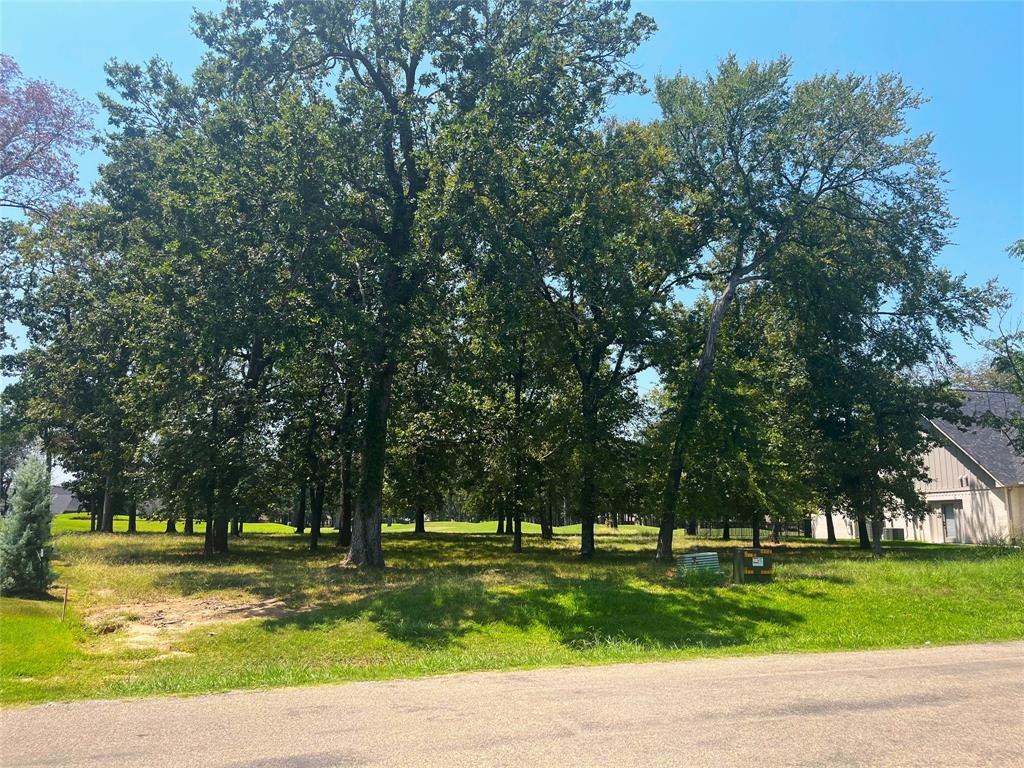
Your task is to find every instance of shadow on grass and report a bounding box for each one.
[250,569,806,654]
[121,528,1018,600]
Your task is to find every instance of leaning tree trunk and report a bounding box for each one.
[657,273,743,562]
[346,365,391,569]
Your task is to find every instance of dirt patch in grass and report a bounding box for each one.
[89,597,312,649]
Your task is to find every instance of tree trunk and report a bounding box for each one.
[414,503,425,534]
[293,485,306,534]
[856,509,871,550]
[184,510,194,535]
[824,504,837,544]
[685,514,697,536]
[579,471,596,558]
[657,273,743,562]
[869,491,884,557]
[512,514,522,553]
[771,520,782,544]
[231,516,240,537]
[310,480,324,552]
[127,502,137,533]
[346,364,391,569]
[338,449,353,548]
[213,512,229,554]
[496,512,505,534]
[203,484,215,557]
[540,494,554,540]
[752,511,761,549]
[579,401,598,558]
[871,516,884,557]
[610,508,619,529]
[101,478,115,533]
[166,516,177,534]
[722,519,730,541]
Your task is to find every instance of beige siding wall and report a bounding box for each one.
[919,440,992,493]
[1008,486,1024,538]
[921,488,1010,544]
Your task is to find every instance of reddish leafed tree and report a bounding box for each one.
[0,54,94,214]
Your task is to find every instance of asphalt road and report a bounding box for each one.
[2,642,1022,768]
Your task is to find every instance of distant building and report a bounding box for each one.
[50,485,82,516]
[812,390,1024,544]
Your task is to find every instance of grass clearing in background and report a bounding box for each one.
[1,518,1022,706]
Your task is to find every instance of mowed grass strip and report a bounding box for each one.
[1,519,1022,706]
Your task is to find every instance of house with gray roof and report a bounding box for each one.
[813,390,1024,544]
[50,484,82,516]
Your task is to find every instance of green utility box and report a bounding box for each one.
[733,548,773,583]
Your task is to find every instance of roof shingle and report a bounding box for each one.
[930,390,1024,486]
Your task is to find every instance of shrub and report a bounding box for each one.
[0,456,55,596]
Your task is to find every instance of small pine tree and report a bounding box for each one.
[0,456,55,595]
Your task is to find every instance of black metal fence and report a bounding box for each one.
[695,520,812,541]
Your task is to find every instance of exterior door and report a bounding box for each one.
[941,503,959,543]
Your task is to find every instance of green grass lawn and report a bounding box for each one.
[1,516,1022,706]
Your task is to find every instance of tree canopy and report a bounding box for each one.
[0,2,1008,568]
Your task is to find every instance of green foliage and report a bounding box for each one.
[0,456,55,595]
[0,388,33,516]
[646,54,997,556]
[980,240,1024,454]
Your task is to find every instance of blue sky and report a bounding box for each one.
[2,1,1022,365]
